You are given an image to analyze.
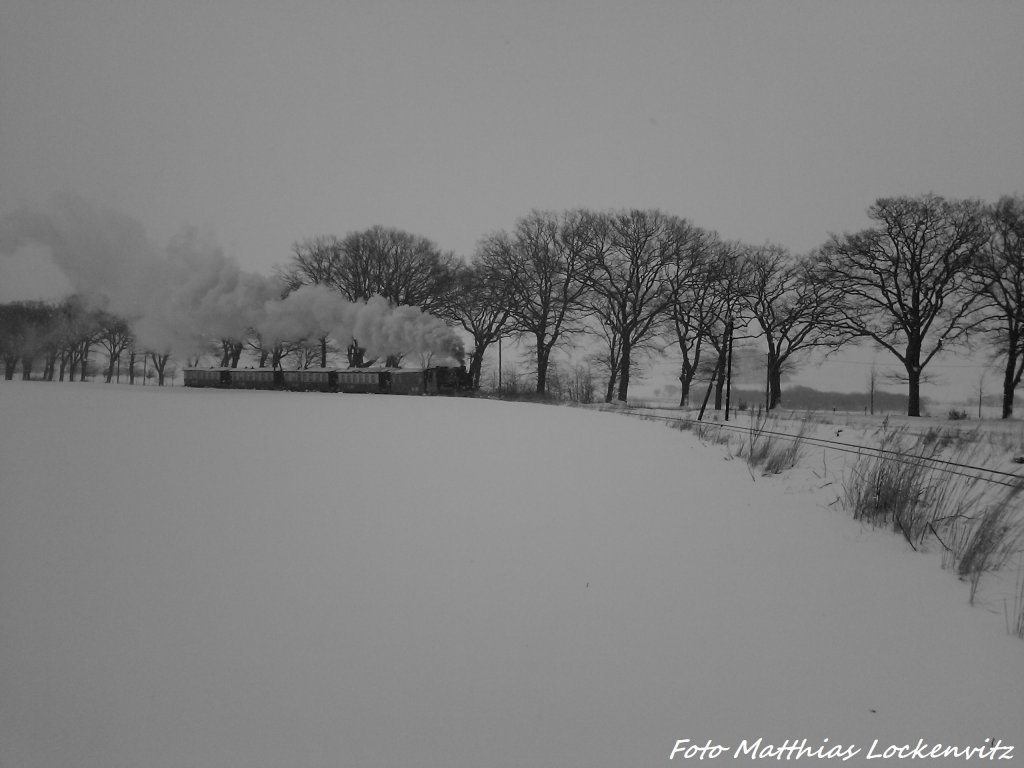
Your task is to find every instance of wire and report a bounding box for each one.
[608,407,1024,490]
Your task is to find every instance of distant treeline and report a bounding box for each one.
[729,385,914,413]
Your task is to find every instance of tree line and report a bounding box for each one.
[3,194,1022,418]
[0,296,173,385]
[449,195,1023,418]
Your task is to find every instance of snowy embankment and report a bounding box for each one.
[1,382,1021,767]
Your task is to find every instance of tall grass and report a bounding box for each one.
[840,425,1024,615]
[957,489,1024,603]
[840,426,959,548]
[741,412,809,475]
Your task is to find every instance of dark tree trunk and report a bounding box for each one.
[535,340,550,395]
[678,367,691,407]
[712,347,727,411]
[43,350,57,380]
[150,352,170,386]
[768,363,783,410]
[220,340,244,367]
[346,340,364,368]
[3,355,16,380]
[616,341,632,402]
[907,370,922,417]
[712,335,729,409]
[1002,346,1021,419]
[270,347,285,370]
[79,340,90,381]
[905,342,923,417]
[679,355,699,407]
[468,345,486,389]
[320,336,328,368]
[604,369,617,403]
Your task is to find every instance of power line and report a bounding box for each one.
[609,407,1024,490]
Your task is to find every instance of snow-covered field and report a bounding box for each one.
[1,382,1021,767]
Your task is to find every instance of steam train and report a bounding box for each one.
[182,365,474,395]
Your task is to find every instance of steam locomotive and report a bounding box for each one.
[183,365,474,395]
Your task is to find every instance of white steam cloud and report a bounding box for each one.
[0,193,464,365]
[255,286,461,362]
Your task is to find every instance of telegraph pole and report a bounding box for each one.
[724,318,734,421]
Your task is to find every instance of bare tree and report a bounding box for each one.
[567,363,596,404]
[740,245,851,410]
[588,320,624,404]
[440,260,514,388]
[48,299,81,381]
[275,228,458,367]
[219,339,245,368]
[247,333,304,370]
[335,226,457,313]
[480,210,594,395]
[665,235,734,406]
[583,210,694,402]
[0,301,56,380]
[698,244,752,411]
[148,351,172,386]
[95,311,133,383]
[822,194,988,417]
[972,195,1024,418]
[275,235,345,292]
[47,296,104,382]
[127,340,140,384]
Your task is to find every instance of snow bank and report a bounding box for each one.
[1,382,1021,767]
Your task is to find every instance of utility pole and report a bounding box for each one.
[724,318,734,421]
[868,362,876,415]
[700,319,733,422]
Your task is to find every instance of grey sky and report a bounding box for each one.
[3,1,1021,278]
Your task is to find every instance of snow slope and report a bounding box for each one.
[1,382,1021,767]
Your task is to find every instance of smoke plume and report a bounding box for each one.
[0,193,464,365]
[0,192,164,320]
[255,285,463,364]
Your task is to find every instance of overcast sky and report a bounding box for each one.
[1,1,1022,398]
